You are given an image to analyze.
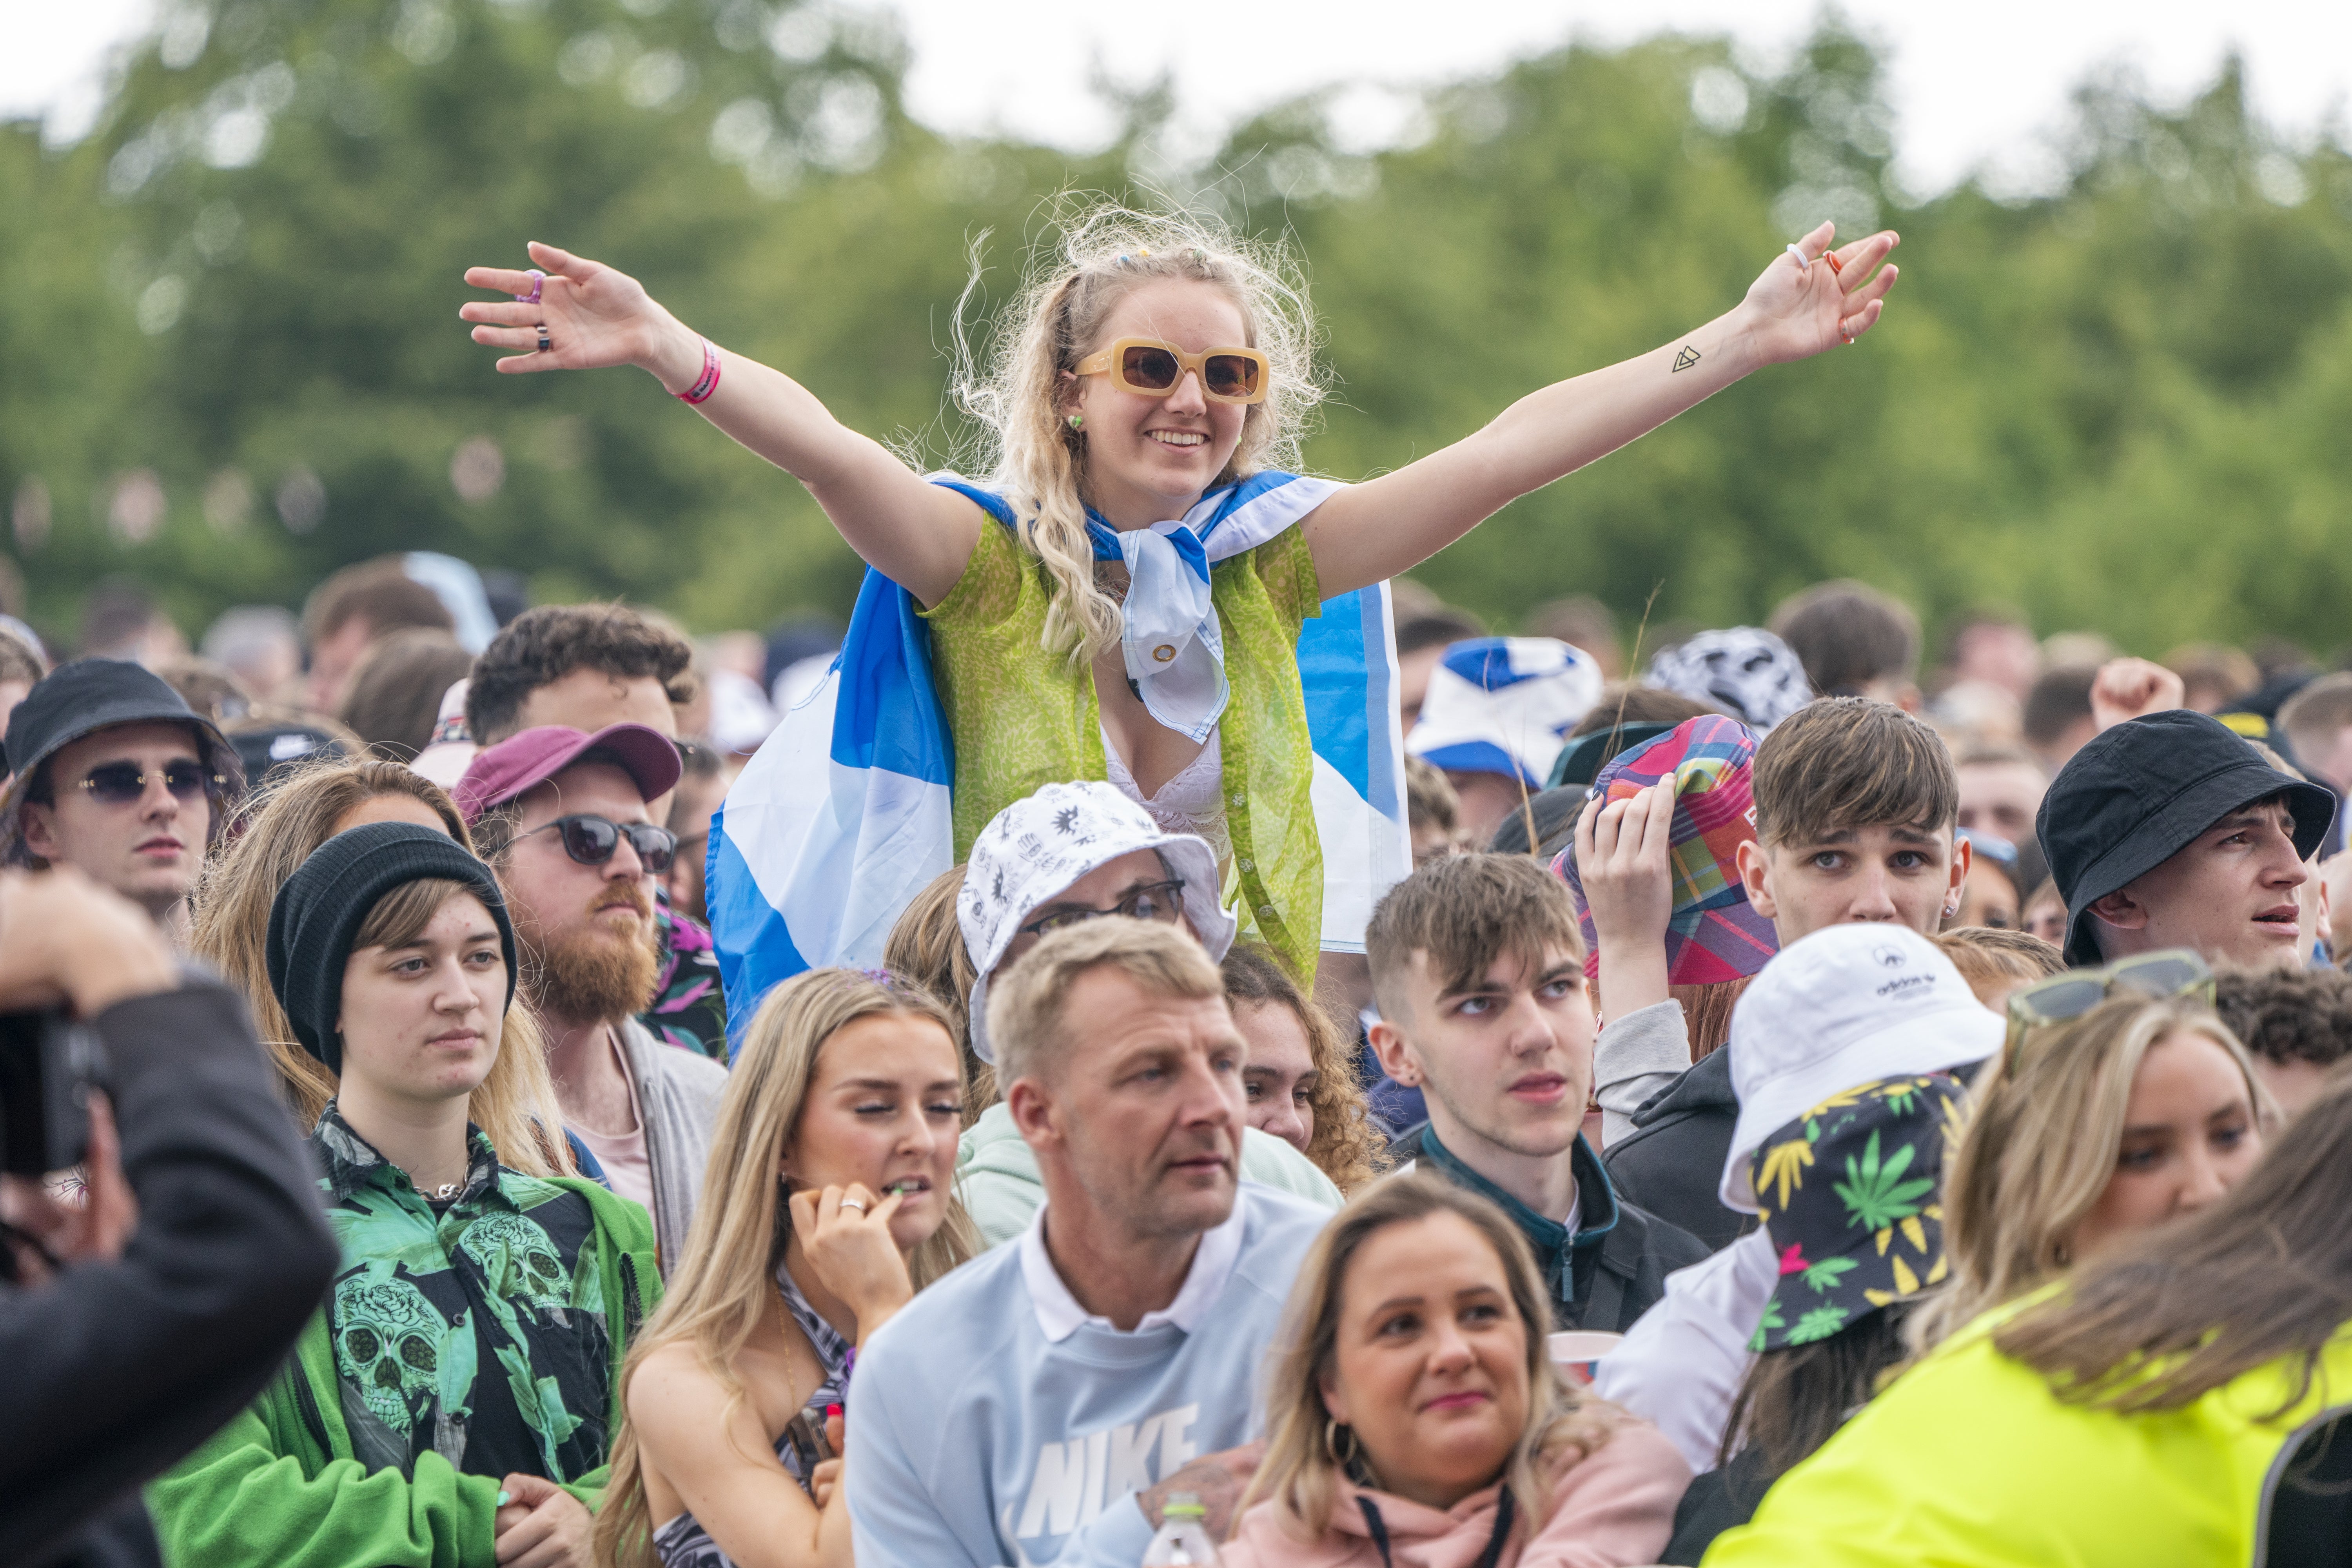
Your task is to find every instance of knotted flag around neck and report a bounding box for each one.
[706,470,1408,1050]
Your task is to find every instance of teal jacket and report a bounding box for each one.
[151,1116,659,1568]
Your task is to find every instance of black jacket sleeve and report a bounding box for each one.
[0,982,341,1566]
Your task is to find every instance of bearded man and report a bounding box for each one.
[456,725,727,1272]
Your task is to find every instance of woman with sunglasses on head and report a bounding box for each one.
[1703,1058,2352,1566]
[1222,1173,1687,1568]
[464,209,1898,989]
[596,967,979,1568]
[458,725,731,1276]
[1907,951,2274,1356]
[150,822,659,1568]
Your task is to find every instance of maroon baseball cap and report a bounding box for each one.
[452,724,683,825]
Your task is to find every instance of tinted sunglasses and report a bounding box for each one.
[2002,947,2214,1071]
[1011,879,1186,948]
[74,760,224,806]
[1074,338,1270,405]
[521,814,678,875]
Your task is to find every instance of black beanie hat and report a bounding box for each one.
[266,822,518,1073]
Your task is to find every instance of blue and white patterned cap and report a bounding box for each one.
[1406,637,1602,786]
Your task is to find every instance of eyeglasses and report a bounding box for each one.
[2002,948,2214,1071]
[1009,879,1187,953]
[74,760,223,806]
[1073,338,1270,405]
[520,814,678,875]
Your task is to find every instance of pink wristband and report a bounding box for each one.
[678,339,721,405]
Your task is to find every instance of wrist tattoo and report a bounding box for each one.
[1671,344,1702,373]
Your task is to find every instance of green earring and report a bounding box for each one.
[1067,414,1084,432]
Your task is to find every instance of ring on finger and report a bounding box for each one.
[515,268,545,305]
[840,1198,867,1214]
[537,325,553,354]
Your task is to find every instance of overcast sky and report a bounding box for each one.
[7,0,2348,194]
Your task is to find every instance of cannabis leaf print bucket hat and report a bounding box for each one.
[1746,1071,1968,1352]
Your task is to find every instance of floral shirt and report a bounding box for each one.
[643,885,728,1061]
[309,1103,612,1483]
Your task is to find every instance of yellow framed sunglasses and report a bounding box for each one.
[1073,338,1270,405]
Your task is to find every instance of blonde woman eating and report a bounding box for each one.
[1224,1174,1687,1567]
[461,207,1898,996]
[596,968,978,1568]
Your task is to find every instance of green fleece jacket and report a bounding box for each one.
[956,1100,1343,1247]
[149,1156,657,1568]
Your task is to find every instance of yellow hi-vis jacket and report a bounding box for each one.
[1700,1314,2352,1566]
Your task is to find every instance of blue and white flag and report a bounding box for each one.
[708,471,1408,1045]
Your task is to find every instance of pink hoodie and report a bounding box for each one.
[1219,1422,1688,1568]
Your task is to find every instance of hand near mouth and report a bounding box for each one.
[789,1181,916,1339]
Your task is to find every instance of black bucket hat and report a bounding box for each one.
[2037,709,2336,967]
[2,659,243,864]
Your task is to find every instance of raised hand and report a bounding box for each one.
[1739,220,1901,365]
[459,240,701,387]
[788,1182,915,1341]
[2090,656,2188,732]
[1574,782,1679,1020]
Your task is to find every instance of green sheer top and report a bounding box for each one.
[922,516,1324,982]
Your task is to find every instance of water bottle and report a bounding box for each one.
[1141,1492,1220,1566]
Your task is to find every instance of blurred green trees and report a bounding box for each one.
[5,2,2351,659]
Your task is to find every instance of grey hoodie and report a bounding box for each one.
[616,1017,729,1274]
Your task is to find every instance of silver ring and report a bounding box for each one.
[839,1198,867,1214]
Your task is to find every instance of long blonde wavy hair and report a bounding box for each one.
[187,755,572,1177]
[947,200,1327,663]
[596,968,982,1568]
[1909,994,2272,1354]
[1245,1174,1623,1542]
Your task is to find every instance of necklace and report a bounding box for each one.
[418,1180,462,1201]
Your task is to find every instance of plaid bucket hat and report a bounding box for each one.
[1747,1071,1968,1352]
[1557,714,1777,985]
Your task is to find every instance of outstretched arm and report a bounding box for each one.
[461,241,981,606]
[1301,222,1899,599]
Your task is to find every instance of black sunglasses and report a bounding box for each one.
[74,760,223,806]
[521,814,677,874]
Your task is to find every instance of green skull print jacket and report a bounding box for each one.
[149,1105,661,1568]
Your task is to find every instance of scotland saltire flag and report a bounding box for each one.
[707,472,1408,1048]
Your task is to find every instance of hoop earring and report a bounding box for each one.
[1323,1417,1359,1468]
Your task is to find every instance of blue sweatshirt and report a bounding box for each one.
[846,1183,1328,1568]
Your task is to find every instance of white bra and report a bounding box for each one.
[1103,724,1229,860]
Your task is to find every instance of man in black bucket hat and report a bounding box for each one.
[2038,708,2335,969]
[2,659,245,927]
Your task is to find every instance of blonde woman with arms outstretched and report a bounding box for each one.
[461,208,1898,993]
[596,969,979,1568]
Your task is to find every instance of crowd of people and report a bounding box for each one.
[5,202,2351,1568]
